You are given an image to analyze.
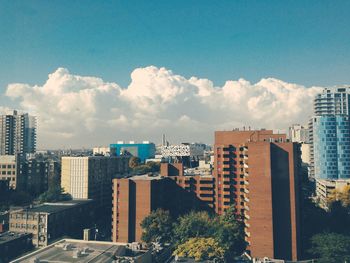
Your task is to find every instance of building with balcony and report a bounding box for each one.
[112,172,211,243]
[214,129,301,261]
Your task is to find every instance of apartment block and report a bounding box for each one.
[9,200,94,247]
[61,156,129,208]
[160,162,215,209]
[112,173,208,243]
[214,130,301,261]
[0,110,36,156]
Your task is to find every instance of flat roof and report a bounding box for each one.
[129,174,163,181]
[0,232,31,245]
[11,199,93,214]
[11,239,144,263]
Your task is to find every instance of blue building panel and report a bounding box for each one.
[110,143,156,163]
[313,115,350,179]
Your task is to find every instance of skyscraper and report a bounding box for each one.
[309,87,350,179]
[0,110,36,155]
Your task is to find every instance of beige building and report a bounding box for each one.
[9,200,94,247]
[316,179,350,209]
[61,156,129,207]
[0,155,18,189]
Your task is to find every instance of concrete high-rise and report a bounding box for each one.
[0,110,36,155]
[214,130,301,261]
[309,87,350,179]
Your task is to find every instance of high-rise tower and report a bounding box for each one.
[0,111,36,155]
[309,87,350,179]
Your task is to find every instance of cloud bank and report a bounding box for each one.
[4,66,321,148]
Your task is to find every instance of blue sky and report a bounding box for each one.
[1,0,350,93]
[1,1,349,147]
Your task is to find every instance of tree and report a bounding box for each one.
[129,156,141,169]
[38,186,72,203]
[328,185,350,208]
[140,209,174,244]
[213,206,247,260]
[173,211,214,244]
[173,237,225,262]
[145,161,160,172]
[309,232,350,263]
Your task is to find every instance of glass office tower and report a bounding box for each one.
[312,115,350,179]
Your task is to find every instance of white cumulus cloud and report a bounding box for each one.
[4,66,322,149]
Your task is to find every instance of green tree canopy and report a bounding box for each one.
[38,186,72,203]
[309,232,350,263]
[213,207,247,260]
[173,211,214,244]
[173,237,225,262]
[140,209,174,244]
[129,156,141,169]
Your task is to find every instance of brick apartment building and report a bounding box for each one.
[112,129,301,261]
[112,173,209,243]
[214,130,301,261]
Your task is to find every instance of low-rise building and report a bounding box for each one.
[10,238,152,263]
[315,179,350,209]
[0,232,32,263]
[9,200,95,247]
[0,155,18,189]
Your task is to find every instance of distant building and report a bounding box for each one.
[315,179,350,209]
[0,232,32,263]
[9,200,95,247]
[289,124,309,143]
[0,110,36,156]
[0,155,18,189]
[309,87,350,179]
[161,143,204,158]
[10,238,152,263]
[61,156,129,208]
[110,141,156,163]
[92,146,111,156]
[311,115,350,179]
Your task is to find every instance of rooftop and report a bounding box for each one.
[11,239,148,263]
[10,199,93,214]
[129,173,163,181]
[0,232,31,245]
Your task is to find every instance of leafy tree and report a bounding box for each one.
[309,232,350,263]
[38,186,72,203]
[213,207,247,260]
[129,156,141,169]
[145,161,160,172]
[328,185,350,208]
[173,237,225,262]
[141,209,174,244]
[173,211,214,244]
